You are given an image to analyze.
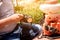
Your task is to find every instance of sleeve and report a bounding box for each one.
[39,4,60,14]
[0,0,14,19]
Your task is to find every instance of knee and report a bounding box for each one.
[32,24,42,33]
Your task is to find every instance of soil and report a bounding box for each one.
[33,37,60,40]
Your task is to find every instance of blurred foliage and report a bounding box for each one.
[21,7,43,24]
[58,0,60,2]
[12,0,60,24]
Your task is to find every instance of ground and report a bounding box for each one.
[33,38,60,40]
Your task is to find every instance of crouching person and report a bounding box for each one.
[0,0,24,40]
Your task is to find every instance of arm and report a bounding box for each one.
[0,14,24,28]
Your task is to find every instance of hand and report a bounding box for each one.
[18,14,24,21]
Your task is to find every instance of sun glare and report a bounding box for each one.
[12,0,38,6]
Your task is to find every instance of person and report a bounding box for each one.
[33,0,60,40]
[0,0,42,40]
[39,0,60,36]
[0,0,24,40]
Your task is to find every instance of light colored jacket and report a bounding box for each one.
[0,0,17,35]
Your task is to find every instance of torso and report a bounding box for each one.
[0,0,17,35]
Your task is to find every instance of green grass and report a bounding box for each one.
[14,0,60,24]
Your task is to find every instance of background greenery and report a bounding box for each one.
[12,0,60,24]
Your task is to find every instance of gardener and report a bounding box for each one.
[0,0,42,40]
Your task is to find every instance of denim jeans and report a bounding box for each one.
[20,24,42,40]
[0,24,42,40]
[0,27,22,40]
